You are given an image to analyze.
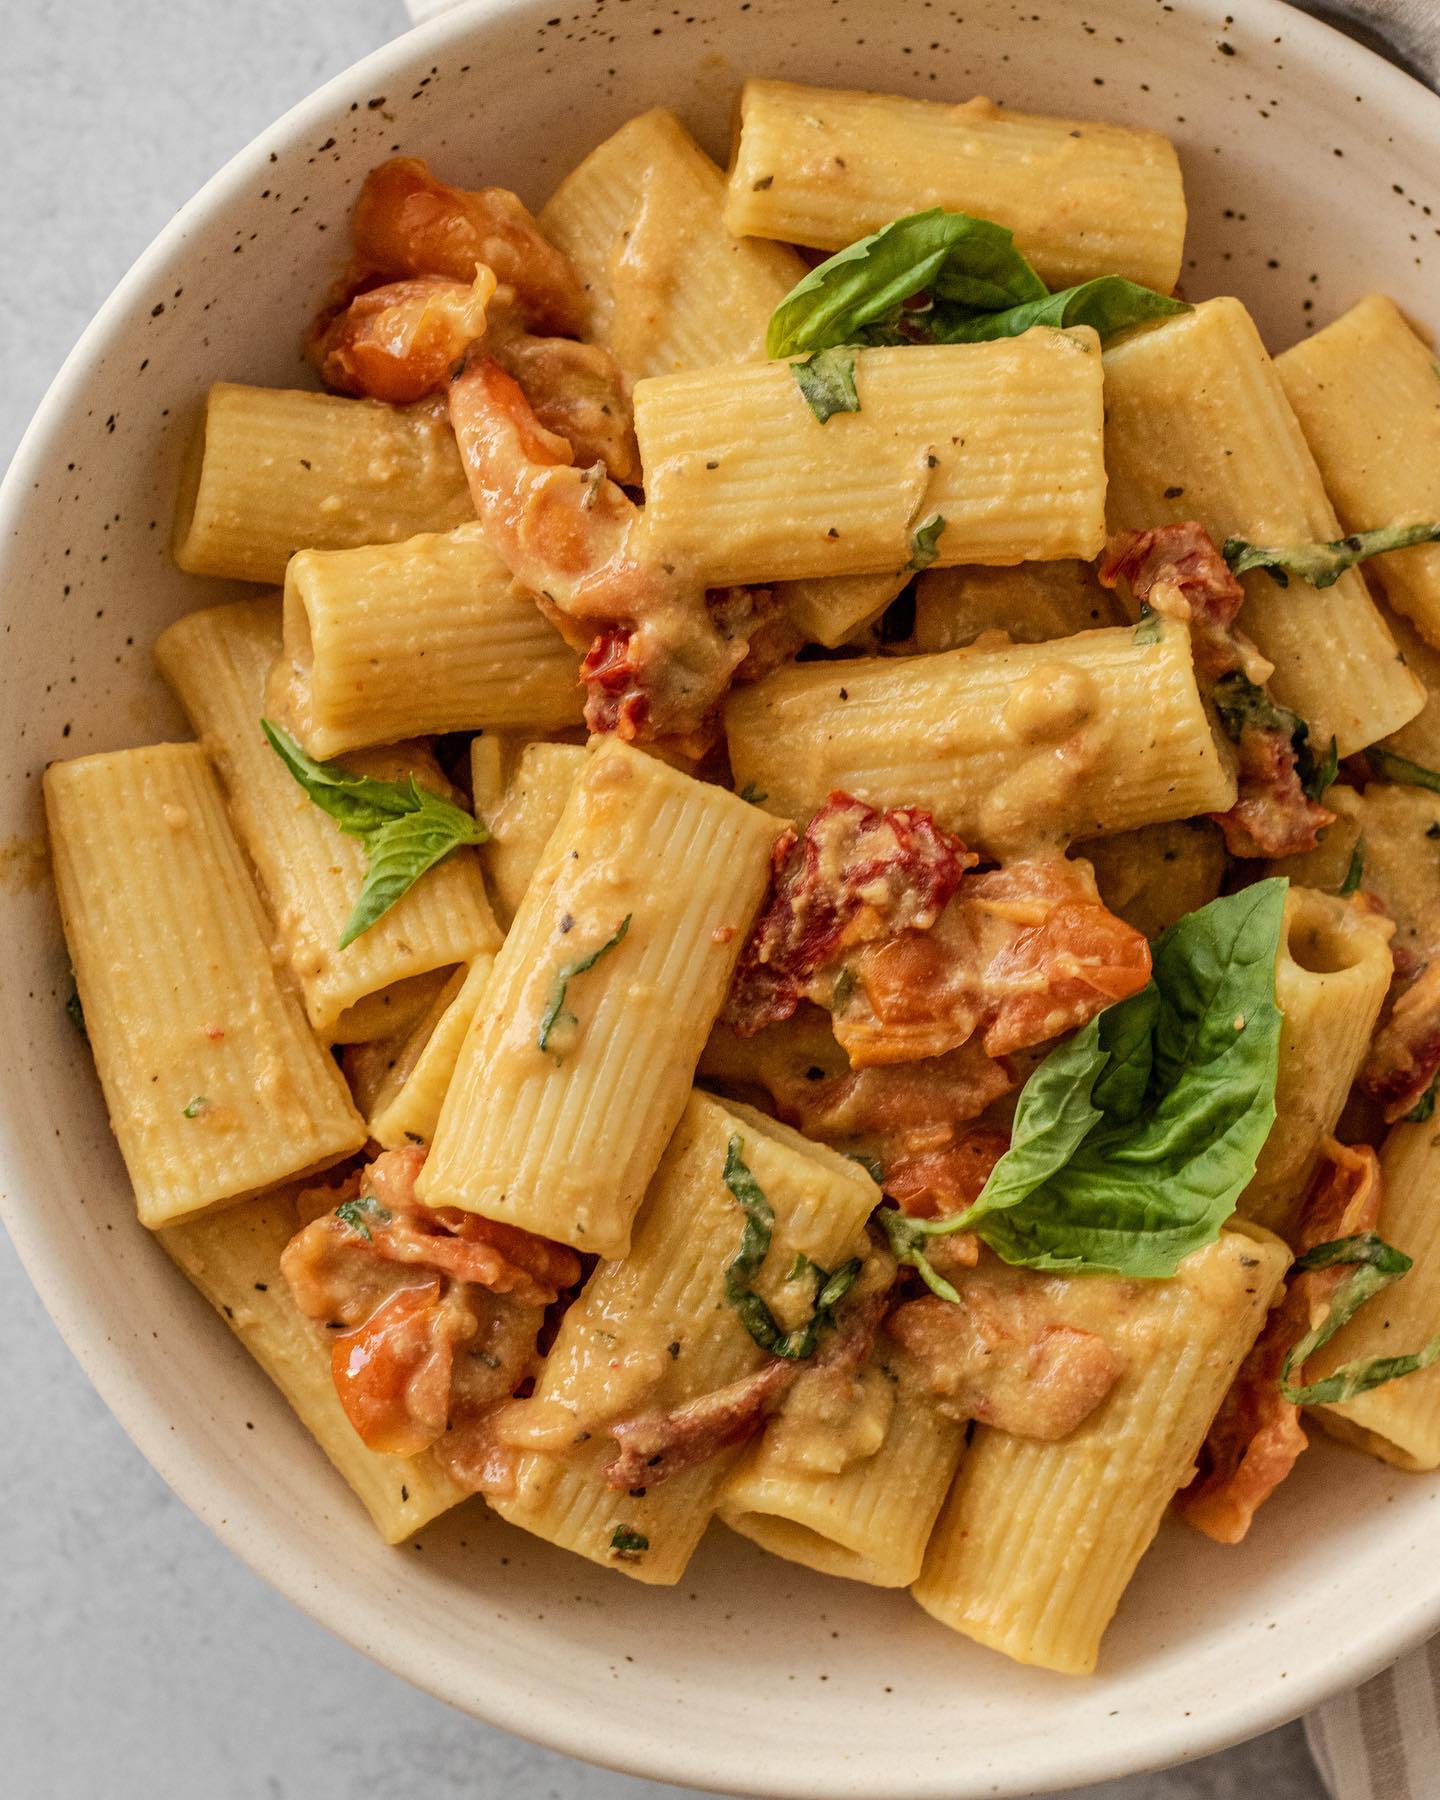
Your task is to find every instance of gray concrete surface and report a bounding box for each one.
[0,2,1326,1794]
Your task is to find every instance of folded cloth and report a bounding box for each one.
[391,0,1439,1791]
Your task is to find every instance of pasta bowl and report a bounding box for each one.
[3,0,1440,1793]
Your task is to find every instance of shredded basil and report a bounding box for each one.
[926,274,1187,345]
[790,345,860,422]
[1209,671,1329,797]
[335,1194,392,1244]
[262,721,488,947]
[876,1205,973,1304]
[1406,1082,1437,1123]
[65,985,87,1039]
[1338,836,1366,897]
[738,781,769,805]
[537,915,631,1061]
[1306,733,1340,803]
[1133,606,1165,645]
[1367,745,1440,794]
[609,1525,649,1559]
[1224,521,1440,590]
[846,1151,885,1185]
[907,513,947,572]
[721,1134,862,1358]
[182,1096,208,1119]
[1280,1233,1440,1405]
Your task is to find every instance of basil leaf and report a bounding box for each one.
[790,346,860,422]
[1224,521,1440,590]
[1367,745,1440,794]
[335,1194,392,1243]
[609,1525,649,1559]
[1209,671,1330,796]
[65,985,87,1039]
[537,915,632,1061]
[1305,733,1339,803]
[765,207,1044,358]
[954,881,1287,1277]
[722,1133,861,1358]
[1406,1082,1437,1123]
[263,720,489,946]
[929,276,1188,345]
[1338,837,1366,897]
[1133,607,1165,644]
[907,513,947,571]
[1278,1232,1440,1405]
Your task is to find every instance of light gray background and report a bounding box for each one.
[0,2,1325,1796]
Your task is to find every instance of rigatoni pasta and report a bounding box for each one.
[418,738,783,1257]
[724,80,1186,293]
[632,331,1107,585]
[155,596,501,1041]
[46,743,365,1225]
[173,383,473,584]
[725,619,1234,853]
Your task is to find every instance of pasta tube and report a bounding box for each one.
[1276,296,1440,647]
[417,739,783,1258]
[173,383,473,584]
[725,618,1235,855]
[277,524,583,760]
[45,743,365,1226]
[160,1189,467,1541]
[723,81,1186,293]
[1314,1121,1440,1469]
[477,739,590,931]
[718,1342,964,1588]
[632,331,1107,585]
[489,1092,879,1583]
[1239,888,1394,1237]
[346,958,495,1150]
[913,1230,1290,1673]
[539,106,806,380]
[154,596,500,1041]
[1103,298,1423,756]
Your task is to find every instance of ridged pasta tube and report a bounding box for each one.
[155,596,500,1041]
[632,332,1108,586]
[912,1230,1290,1673]
[723,81,1186,293]
[488,1092,879,1583]
[276,525,583,759]
[725,618,1235,856]
[172,383,473,584]
[1103,298,1423,756]
[417,739,783,1257]
[45,743,365,1225]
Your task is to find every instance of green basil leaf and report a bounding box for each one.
[1277,1232,1440,1405]
[1305,734,1340,803]
[609,1525,649,1558]
[1133,607,1165,644]
[1224,521,1440,590]
[1208,671,1329,795]
[1406,1081,1437,1123]
[928,276,1188,345]
[955,881,1287,1277]
[65,984,87,1039]
[537,915,632,1061]
[790,345,860,422]
[1367,745,1440,794]
[907,512,947,572]
[1338,836,1366,897]
[340,803,489,949]
[264,719,488,947]
[722,1133,861,1358]
[335,1194,392,1243]
[765,208,1044,358]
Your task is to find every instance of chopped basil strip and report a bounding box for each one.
[846,1151,885,1185]
[721,1134,862,1358]
[1367,745,1440,794]
[609,1525,649,1558]
[262,720,488,947]
[335,1194,393,1243]
[1280,1233,1440,1405]
[738,781,769,804]
[791,345,860,422]
[765,208,1045,359]
[1224,521,1440,590]
[926,274,1188,345]
[182,1096,208,1119]
[1209,671,1327,796]
[1338,837,1366,897]
[947,883,1286,1278]
[876,1204,973,1304]
[1133,606,1165,644]
[537,915,632,1061]
[1406,1081,1437,1123]
[907,512,947,572]
[65,986,87,1039]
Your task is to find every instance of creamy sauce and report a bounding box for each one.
[764,1358,896,1476]
[982,661,1110,857]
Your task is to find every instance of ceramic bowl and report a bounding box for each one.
[3,1,1439,1793]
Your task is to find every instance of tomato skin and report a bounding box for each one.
[330,1278,450,1456]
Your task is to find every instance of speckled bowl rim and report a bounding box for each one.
[4,2,1440,1794]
